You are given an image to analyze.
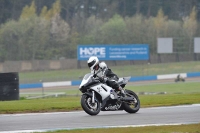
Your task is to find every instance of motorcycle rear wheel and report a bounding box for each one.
[81,94,101,116]
[123,89,140,113]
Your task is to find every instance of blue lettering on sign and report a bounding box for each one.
[77,45,149,60]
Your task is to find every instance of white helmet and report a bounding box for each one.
[87,56,99,70]
[99,62,107,69]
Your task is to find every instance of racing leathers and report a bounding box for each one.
[91,62,123,93]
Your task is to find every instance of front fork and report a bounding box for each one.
[92,91,95,103]
[83,91,96,103]
[124,91,138,103]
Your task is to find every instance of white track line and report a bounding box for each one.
[0,111,84,117]
[145,104,200,110]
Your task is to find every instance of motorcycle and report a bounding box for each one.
[175,74,185,82]
[79,73,140,116]
[175,78,185,82]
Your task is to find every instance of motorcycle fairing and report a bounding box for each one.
[90,84,113,100]
[101,99,124,111]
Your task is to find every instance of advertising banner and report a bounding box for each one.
[77,44,149,60]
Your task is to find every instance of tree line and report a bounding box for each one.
[0,0,199,61]
[0,0,200,24]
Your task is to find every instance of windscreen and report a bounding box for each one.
[83,73,92,80]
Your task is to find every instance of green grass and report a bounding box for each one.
[139,93,200,107]
[19,61,200,83]
[0,97,80,114]
[43,123,200,133]
[1,93,200,114]
[127,82,200,94]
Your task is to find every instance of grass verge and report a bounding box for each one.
[43,123,200,133]
[0,93,200,114]
[127,82,200,94]
[19,61,200,83]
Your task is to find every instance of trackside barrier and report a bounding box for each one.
[71,80,82,86]
[187,72,200,77]
[19,72,200,89]
[43,81,71,88]
[157,73,187,80]
[20,83,43,89]
[130,75,157,82]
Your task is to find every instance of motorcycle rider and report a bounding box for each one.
[87,56,125,96]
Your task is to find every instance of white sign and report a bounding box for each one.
[157,38,173,53]
[194,38,200,53]
[78,45,149,60]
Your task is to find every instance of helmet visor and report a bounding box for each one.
[88,59,96,68]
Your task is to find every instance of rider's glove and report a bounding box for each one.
[99,77,104,82]
[103,77,108,82]
[93,74,97,78]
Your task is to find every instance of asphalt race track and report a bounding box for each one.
[0,104,200,133]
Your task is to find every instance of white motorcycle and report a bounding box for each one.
[79,73,140,116]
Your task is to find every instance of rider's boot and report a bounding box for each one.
[118,86,126,97]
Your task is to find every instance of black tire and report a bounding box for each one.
[123,89,140,113]
[81,94,101,116]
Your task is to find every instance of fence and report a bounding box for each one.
[0,53,200,73]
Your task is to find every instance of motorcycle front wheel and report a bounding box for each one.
[81,94,101,116]
[123,89,140,113]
